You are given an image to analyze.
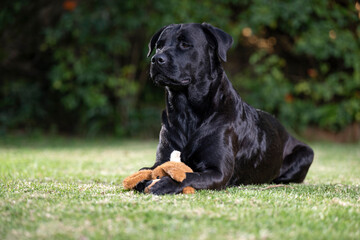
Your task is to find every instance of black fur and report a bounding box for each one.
[138,23,314,195]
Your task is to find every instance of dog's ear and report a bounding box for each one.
[201,23,233,62]
[147,25,168,57]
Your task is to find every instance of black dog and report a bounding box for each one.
[136,23,314,194]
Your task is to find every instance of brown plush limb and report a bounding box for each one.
[182,186,195,194]
[122,170,152,190]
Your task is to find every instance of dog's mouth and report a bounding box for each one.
[152,73,191,87]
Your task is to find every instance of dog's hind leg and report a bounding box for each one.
[273,138,314,184]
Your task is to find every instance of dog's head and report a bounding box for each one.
[147,23,233,89]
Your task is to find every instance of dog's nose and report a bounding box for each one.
[151,54,167,65]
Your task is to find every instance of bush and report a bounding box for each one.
[230,0,360,132]
[1,0,359,136]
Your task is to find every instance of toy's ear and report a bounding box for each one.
[161,162,189,182]
[165,168,187,182]
[201,23,233,62]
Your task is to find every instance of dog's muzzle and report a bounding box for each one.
[151,53,168,66]
[150,53,191,88]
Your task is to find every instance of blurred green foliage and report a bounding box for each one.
[233,0,360,132]
[0,0,359,137]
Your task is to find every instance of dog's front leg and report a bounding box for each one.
[148,176,183,195]
[149,169,229,195]
[180,170,229,190]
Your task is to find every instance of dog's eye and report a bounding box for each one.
[180,42,191,49]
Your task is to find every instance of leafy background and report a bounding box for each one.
[1,0,360,140]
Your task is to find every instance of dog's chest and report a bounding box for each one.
[166,90,213,150]
[175,109,199,141]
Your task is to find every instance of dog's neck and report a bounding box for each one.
[165,68,241,119]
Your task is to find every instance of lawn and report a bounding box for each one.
[0,136,359,240]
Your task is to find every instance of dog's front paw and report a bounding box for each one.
[149,176,182,195]
[134,180,152,193]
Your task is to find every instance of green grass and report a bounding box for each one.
[1,136,359,240]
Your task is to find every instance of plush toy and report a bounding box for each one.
[122,151,195,194]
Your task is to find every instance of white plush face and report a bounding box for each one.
[170,150,181,162]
